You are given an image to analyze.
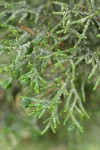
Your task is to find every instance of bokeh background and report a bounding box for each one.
[0,77,100,150]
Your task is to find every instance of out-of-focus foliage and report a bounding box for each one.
[0,0,100,135]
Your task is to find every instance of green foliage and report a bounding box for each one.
[0,0,100,134]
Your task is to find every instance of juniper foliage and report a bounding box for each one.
[0,0,100,134]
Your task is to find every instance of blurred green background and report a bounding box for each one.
[0,81,100,150]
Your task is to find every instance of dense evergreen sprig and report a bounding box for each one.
[0,0,100,134]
